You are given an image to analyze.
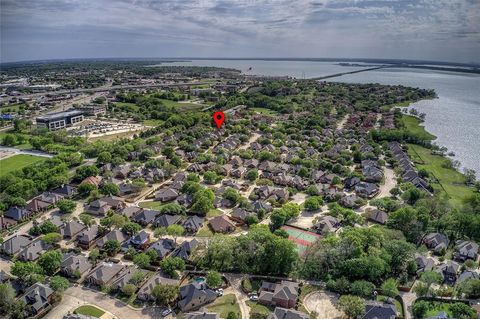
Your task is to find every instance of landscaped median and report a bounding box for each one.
[74,304,106,318]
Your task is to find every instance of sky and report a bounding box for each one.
[1,0,479,63]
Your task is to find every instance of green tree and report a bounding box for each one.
[203,171,220,184]
[419,271,442,296]
[37,250,62,275]
[41,232,62,244]
[337,295,365,318]
[160,257,186,278]
[133,253,151,268]
[89,249,100,265]
[49,276,70,293]
[245,169,258,181]
[103,240,121,256]
[226,312,238,319]
[129,271,147,287]
[206,270,222,289]
[121,283,137,297]
[350,280,375,298]
[122,222,142,236]
[101,182,120,196]
[80,213,95,226]
[304,196,323,211]
[381,278,399,298]
[166,224,184,244]
[97,151,112,164]
[151,284,179,306]
[0,283,15,315]
[223,187,241,204]
[449,303,476,319]
[412,300,429,319]
[78,183,96,197]
[56,199,76,214]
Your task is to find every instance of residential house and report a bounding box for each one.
[362,165,384,183]
[86,263,126,286]
[60,220,87,239]
[154,214,182,228]
[4,206,33,221]
[230,208,254,225]
[110,266,141,291]
[453,240,479,262]
[415,254,435,275]
[312,216,340,235]
[423,233,450,254]
[258,280,299,309]
[36,192,64,205]
[252,201,273,213]
[183,216,204,234]
[344,177,360,190]
[209,215,236,233]
[52,184,77,198]
[132,209,159,226]
[177,281,217,312]
[171,239,198,261]
[269,307,309,319]
[137,272,179,301]
[457,270,479,283]
[0,216,17,230]
[21,283,54,318]
[130,230,150,250]
[361,302,396,319]
[96,229,129,249]
[81,176,102,187]
[86,196,125,216]
[148,238,176,260]
[118,206,142,219]
[18,239,50,261]
[1,235,33,256]
[77,225,100,249]
[61,254,92,278]
[355,182,379,198]
[25,198,51,214]
[155,188,179,202]
[367,209,388,225]
[436,260,461,284]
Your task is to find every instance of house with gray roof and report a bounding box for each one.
[183,216,204,234]
[187,312,219,319]
[453,240,479,262]
[4,206,32,221]
[61,220,87,239]
[269,307,309,319]
[137,272,180,301]
[61,254,92,278]
[361,302,396,319]
[96,229,129,249]
[154,214,182,228]
[178,281,217,312]
[18,239,50,261]
[110,266,143,291]
[155,188,179,202]
[313,216,340,235]
[415,254,435,275]
[423,233,450,254]
[436,260,461,284]
[171,239,198,261]
[367,209,388,225]
[86,263,126,286]
[130,230,150,250]
[21,283,54,317]
[132,209,159,226]
[77,225,100,249]
[258,280,299,309]
[1,234,33,256]
[148,238,175,260]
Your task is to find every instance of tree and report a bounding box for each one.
[133,253,151,268]
[129,271,147,287]
[204,171,220,184]
[449,302,476,319]
[151,284,179,306]
[0,283,15,315]
[160,257,186,278]
[75,165,99,181]
[121,283,137,297]
[223,188,241,204]
[101,182,120,196]
[419,271,442,296]
[166,224,184,244]
[337,295,365,318]
[350,280,375,298]
[464,168,477,185]
[412,300,429,319]
[89,249,100,265]
[37,250,62,275]
[122,222,142,236]
[97,151,112,164]
[226,312,238,319]
[41,232,62,244]
[78,183,96,197]
[206,271,222,289]
[381,278,399,298]
[103,240,121,256]
[191,189,215,215]
[304,196,323,211]
[80,214,95,226]
[56,199,76,214]
[245,169,258,181]
[49,276,70,293]
[101,214,126,229]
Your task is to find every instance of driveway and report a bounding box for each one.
[303,291,344,319]
[45,286,165,319]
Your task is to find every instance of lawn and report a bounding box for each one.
[246,300,272,318]
[196,225,214,237]
[251,107,278,115]
[139,201,164,210]
[207,209,224,218]
[401,115,436,140]
[74,305,105,318]
[207,294,241,318]
[406,143,475,205]
[143,119,164,126]
[0,154,46,177]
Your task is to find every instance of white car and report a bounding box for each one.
[249,295,259,301]
[161,308,172,317]
[216,288,224,296]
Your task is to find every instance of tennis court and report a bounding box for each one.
[281,225,321,255]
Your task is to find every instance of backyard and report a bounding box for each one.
[206,294,241,318]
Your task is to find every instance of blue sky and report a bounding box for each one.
[1,0,479,63]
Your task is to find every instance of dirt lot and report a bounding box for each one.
[303,291,344,319]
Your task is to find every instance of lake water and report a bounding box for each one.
[165,60,480,176]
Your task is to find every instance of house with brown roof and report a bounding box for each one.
[209,215,236,233]
[81,176,102,187]
[137,272,179,301]
[77,225,101,249]
[86,263,126,286]
[60,220,87,239]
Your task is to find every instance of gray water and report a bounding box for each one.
[165,60,480,176]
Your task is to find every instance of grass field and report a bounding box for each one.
[0,154,46,177]
[74,305,105,317]
[207,294,241,318]
[246,300,272,317]
[251,107,278,115]
[138,201,164,210]
[407,143,475,205]
[401,115,436,140]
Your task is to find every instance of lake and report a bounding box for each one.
[164,59,480,176]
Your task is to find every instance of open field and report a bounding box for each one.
[74,305,105,317]
[207,294,241,318]
[0,154,46,176]
[407,143,475,205]
[401,115,436,140]
[138,201,164,210]
[251,107,278,115]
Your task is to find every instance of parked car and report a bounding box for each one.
[162,308,172,317]
[216,288,224,296]
[249,294,258,301]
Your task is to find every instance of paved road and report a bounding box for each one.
[45,286,166,319]
[0,145,54,158]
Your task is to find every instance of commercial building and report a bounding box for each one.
[76,105,106,116]
[36,110,84,130]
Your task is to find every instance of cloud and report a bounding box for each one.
[1,0,479,62]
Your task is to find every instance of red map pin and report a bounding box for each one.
[213,111,225,129]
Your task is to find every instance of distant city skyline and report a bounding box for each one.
[1,0,479,63]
